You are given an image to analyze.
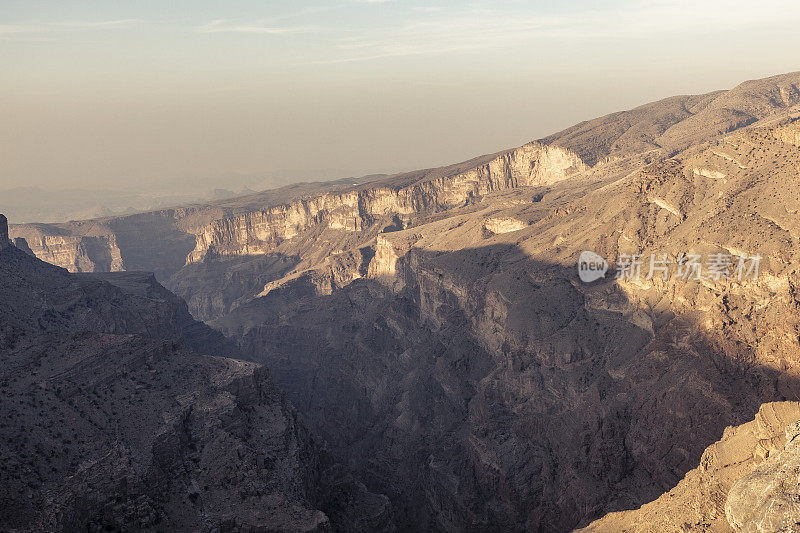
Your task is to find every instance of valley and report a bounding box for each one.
[5,71,800,532]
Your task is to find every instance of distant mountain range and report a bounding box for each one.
[0,186,257,224]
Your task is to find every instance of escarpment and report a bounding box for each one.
[9,142,586,278]
[7,72,800,532]
[207,116,800,531]
[166,141,585,263]
[13,73,800,286]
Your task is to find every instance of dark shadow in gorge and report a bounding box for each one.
[209,242,800,532]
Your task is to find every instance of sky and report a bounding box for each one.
[2,0,800,193]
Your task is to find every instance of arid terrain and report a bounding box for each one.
[0,214,392,531]
[4,71,800,531]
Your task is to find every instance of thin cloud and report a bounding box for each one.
[316,0,800,64]
[316,11,567,64]
[196,19,319,35]
[0,19,141,37]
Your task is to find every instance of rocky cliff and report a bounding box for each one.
[726,418,800,532]
[6,71,800,532]
[579,402,800,532]
[9,142,587,278]
[208,113,800,530]
[186,142,587,263]
[0,227,392,532]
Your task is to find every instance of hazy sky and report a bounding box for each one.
[2,0,800,192]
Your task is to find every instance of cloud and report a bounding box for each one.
[196,19,319,35]
[315,0,800,64]
[0,19,141,37]
[314,10,567,64]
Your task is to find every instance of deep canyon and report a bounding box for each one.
[5,71,800,531]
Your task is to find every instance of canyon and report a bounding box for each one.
[0,218,392,531]
[4,71,800,531]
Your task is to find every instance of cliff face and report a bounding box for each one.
[9,208,203,279]
[0,234,392,532]
[8,142,585,278]
[6,72,800,532]
[186,142,586,262]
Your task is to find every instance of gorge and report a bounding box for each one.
[4,71,800,532]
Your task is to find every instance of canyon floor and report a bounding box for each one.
[4,71,800,531]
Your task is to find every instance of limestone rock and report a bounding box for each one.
[725,420,800,532]
[580,403,800,533]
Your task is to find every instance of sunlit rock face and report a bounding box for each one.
[8,142,586,279]
[725,419,800,532]
[184,142,586,263]
[579,402,800,532]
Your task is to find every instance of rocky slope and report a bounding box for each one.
[579,402,800,532]
[5,71,800,531]
[207,79,800,530]
[0,221,391,532]
[209,114,800,528]
[8,143,586,280]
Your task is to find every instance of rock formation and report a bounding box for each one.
[725,419,800,532]
[0,214,9,251]
[205,111,800,529]
[0,222,392,532]
[5,71,800,531]
[579,402,800,532]
[9,142,587,279]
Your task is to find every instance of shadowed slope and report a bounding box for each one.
[0,238,393,532]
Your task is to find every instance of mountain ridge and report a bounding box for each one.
[8,72,800,284]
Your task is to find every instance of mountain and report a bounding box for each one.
[579,402,800,531]
[0,187,206,225]
[5,71,800,531]
[0,217,392,532]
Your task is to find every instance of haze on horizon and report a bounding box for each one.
[2,0,800,194]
